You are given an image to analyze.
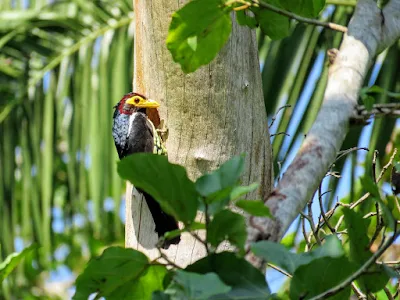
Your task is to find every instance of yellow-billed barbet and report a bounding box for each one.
[112,92,180,248]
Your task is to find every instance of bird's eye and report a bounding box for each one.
[134,98,140,104]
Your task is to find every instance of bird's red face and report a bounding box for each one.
[116,92,160,115]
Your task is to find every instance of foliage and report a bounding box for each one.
[0,245,37,284]
[73,155,400,299]
[166,0,326,73]
[2,0,400,298]
[0,0,134,297]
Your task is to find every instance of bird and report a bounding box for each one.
[112,92,180,249]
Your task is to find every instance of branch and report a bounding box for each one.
[226,0,348,32]
[246,0,400,247]
[254,0,348,33]
[354,103,400,119]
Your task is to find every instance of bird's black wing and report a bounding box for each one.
[125,112,180,248]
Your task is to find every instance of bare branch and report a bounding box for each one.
[252,0,348,33]
[269,104,291,129]
[267,263,293,278]
[355,103,400,119]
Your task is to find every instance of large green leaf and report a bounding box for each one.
[166,0,232,73]
[343,208,389,292]
[252,235,344,275]
[196,156,246,214]
[235,199,272,217]
[73,247,167,300]
[186,252,271,299]
[253,8,290,40]
[279,0,326,18]
[165,271,231,300]
[207,210,247,251]
[118,153,199,224]
[290,256,356,300]
[196,156,245,197]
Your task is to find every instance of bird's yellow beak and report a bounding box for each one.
[126,95,160,108]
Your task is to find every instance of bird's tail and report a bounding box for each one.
[139,189,181,249]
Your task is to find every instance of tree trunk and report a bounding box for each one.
[125,1,272,267]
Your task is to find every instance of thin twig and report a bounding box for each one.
[363,212,377,219]
[376,260,400,265]
[335,215,345,232]
[270,132,290,137]
[268,104,291,129]
[157,250,181,269]
[365,150,384,248]
[301,214,311,251]
[204,203,211,254]
[335,147,369,164]
[190,232,210,254]
[300,211,321,247]
[372,150,378,183]
[318,185,335,233]
[393,280,400,298]
[383,287,395,300]
[267,263,293,278]
[351,283,367,299]
[356,103,400,118]
[377,149,398,182]
[307,196,322,245]
[350,150,398,209]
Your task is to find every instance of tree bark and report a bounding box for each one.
[247,0,400,249]
[126,0,272,267]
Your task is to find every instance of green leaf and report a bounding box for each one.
[385,195,400,220]
[236,200,272,217]
[343,208,370,264]
[360,176,396,230]
[235,10,257,28]
[0,244,37,284]
[73,247,167,299]
[165,271,231,299]
[280,232,297,248]
[381,264,400,279]
[394,162,400,173]
[196,156,245,198]
[166,0,232,73]
[230,183,259,201]
[360,175,380,198]
[362,95,375,112]
[365,85,386,94]
[253,8,290,40]
[279,0,326,18]
[207,210,247,251]
[343,208,389,292]
[186,252,271,298]
[196,156,246,214]
[118,154,199,223]
[252,235,344,275]
[290,256,356,300]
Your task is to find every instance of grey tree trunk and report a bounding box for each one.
[126,0,272,267]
